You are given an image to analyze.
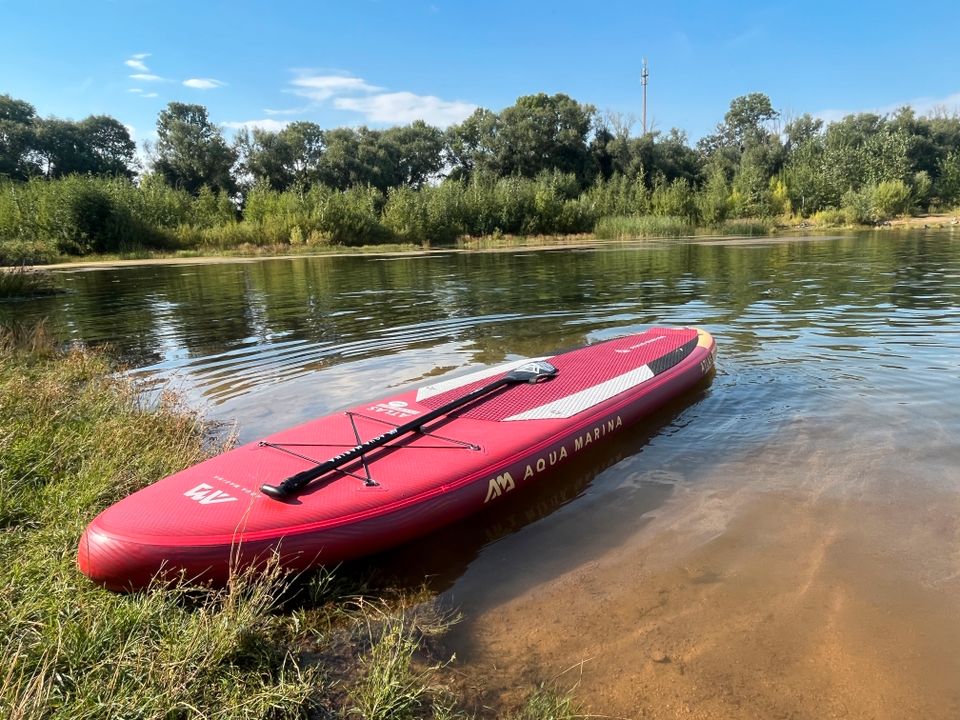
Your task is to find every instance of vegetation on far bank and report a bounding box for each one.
[0,323,582,719]
[0,266,63,298]
[2,89,960,265]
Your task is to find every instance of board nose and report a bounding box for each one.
[77,523,155,592]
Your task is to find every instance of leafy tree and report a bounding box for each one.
[697,163,731,224]
[446,94,597,187]
[0,94,39,179]
[381,120,445,188]
[494,93,596,184]
[152,102,236,195]
[238,121,325,191]
[783,113,823,152]
[444,107,498,182]
[34,116,135,178]
[317,126,401,191]
[936,150,960,206]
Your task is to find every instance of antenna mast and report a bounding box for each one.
[641,57,649,134]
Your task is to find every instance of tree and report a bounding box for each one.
[784,113,823,152]
[444,107,498,182]
[238,121,325,191]
[493,93,597,185]
[382,120,445,188]
[697,93,781,175]
[152,102,236,195]
[34,115,135,178]
[0,94,39,179]
[79,116,136,178]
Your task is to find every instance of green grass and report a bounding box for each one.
[594,215,695,239]
[506,685,583,720]
[716,218,778,236]
[0,324,583,719]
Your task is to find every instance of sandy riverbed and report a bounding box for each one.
[446,411,960,719]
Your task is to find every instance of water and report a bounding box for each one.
[8,230,960,717]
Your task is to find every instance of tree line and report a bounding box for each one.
[2,89,960,262]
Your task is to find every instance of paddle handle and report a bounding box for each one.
[260,376,511,499]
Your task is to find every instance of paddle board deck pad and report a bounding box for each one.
[78,327,716,590]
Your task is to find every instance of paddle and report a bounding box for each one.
[260,360,559,500]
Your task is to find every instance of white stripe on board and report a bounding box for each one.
[415,357,548,402]
[502,365,655,421]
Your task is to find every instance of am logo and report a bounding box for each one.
[183,483,238,505]
[483,472,515,503]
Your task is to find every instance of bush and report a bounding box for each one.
[650,177,697,222]
[872,179,911,220]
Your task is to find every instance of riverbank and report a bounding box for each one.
[0,325,579,719]
[9,213,958,274]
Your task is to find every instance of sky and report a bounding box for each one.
[2,0,960,150]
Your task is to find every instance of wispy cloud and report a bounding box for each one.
[814,91,960,124]
[124,53,151,72]
[264,106,311,116]
[183,78,226,90]
[289,72,382,101]
[727,25,765,49]
[129,73,164,82]
[334,91,476,127]
[142,92,158,99]
[223,118,291,133]
[283,69,476,127]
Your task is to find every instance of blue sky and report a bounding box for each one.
[2,0,959,149]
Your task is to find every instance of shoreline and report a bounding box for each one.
[11,213,957,272]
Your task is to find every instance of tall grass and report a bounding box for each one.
[0,323,583,719]
[0,267,62,299]
[594,215,695,239]
[0,325,317,718]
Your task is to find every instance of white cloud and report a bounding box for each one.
[125,53,151,71]
[280,68,477,127]
[289,73,382,101]
[223,118,291,133]
[183,78,226,90]
[128,88,143,93]
[334,91,476,127]
[142,92,159,99]
[264,106,310,116]
[814,91,960,124]
[129,73,164,82]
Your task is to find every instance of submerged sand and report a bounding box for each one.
[446,412,960,718]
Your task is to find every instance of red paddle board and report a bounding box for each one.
[78,327,716,590]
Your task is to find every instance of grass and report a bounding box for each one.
[0,267,63,299]
[594,215,695,239]
[0,323,582,719]
[717,218,778,236]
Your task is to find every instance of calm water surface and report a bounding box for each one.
[8,230,960,717]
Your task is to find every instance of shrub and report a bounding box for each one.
[650,177,697,222]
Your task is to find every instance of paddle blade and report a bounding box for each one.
[505,360,558,384]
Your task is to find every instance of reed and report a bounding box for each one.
[0,267,62,299]
[594,214,695,239]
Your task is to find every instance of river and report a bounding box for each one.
[8,230,960,718]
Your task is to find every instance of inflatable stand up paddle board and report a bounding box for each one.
[78,326,716,590]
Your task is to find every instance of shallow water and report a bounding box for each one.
[7,230,960,717]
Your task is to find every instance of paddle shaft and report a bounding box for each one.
[260,374,518,499]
